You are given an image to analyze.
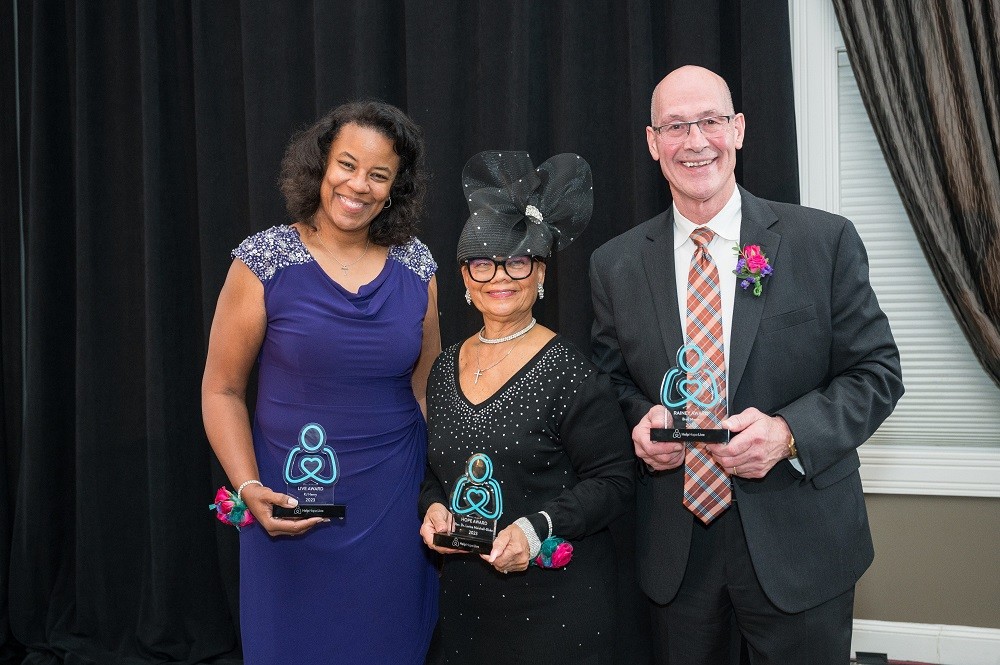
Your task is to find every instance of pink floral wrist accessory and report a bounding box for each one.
[532,537,573,569]
[210,486,255,530]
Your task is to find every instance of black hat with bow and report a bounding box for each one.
[456,151,593,263]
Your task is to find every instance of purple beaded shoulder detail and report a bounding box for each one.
[232,225,312,282]
[389,237,437,282]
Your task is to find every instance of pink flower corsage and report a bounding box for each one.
[210,486,255,530]
[532,536,573,569]
[733,244,773,296]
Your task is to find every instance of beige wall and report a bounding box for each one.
[855,494,1000,628]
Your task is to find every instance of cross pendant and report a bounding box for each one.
[341,266,349,274]
[473,369,483,384]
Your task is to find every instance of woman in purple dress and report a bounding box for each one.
[203,101,439,664]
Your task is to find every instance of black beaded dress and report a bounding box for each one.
[420,336,634,665]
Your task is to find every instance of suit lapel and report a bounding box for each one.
[641,211,684,370]
[728,188,780,403]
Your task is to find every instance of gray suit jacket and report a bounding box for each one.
[589,186,903,613]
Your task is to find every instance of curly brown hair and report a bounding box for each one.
[278,100,427,247]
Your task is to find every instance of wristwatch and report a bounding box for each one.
[787,434,798,458]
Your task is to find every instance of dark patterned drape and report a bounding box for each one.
[1,1,797,662]
[833,0,1000,388]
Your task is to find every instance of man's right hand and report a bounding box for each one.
[633,404,685,471]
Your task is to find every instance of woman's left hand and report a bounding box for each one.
[482,523,531,574]
[421,502,469,555]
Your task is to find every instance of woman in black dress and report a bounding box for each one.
[419,151,634,664]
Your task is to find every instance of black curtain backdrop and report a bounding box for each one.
[1,2,798,663]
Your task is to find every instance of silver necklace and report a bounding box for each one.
[478,318,536,345]
[474,341,517,384]
[312,231,371,274]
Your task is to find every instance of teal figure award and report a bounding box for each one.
[651,343,730,444]
[273,422,347,519]
[433,453,503,553]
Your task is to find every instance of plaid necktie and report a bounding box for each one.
[683,227,732,524]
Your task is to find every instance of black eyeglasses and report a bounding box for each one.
[463,256,541,283]
[651,115,735,143]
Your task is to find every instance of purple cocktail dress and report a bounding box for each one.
[232,225,438,664]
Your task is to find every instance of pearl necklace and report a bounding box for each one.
[478,318,536,345]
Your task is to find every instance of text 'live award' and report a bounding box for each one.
[272,422,346,519]
[433,453,503,554]
[651,343,730,444]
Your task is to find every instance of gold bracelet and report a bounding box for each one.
[787,435,798,458]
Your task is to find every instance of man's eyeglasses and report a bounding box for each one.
[464,256,540,283]
[651,115,735,143]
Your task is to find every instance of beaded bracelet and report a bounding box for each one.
[237,479,263,502]
[538,510,553,539]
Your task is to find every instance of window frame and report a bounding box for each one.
[788,0,1000,497]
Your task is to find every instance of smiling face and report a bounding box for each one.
[646,66,745,223]
[463,257,546,327]
[314,122,400,235]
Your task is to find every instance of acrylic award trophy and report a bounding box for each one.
[433,453,503,554]
[650,343,730,444]
[272,422,346,519]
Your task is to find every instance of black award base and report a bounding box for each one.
[651,427,730,444]
[433,532,493,554]
[273,504,346,519]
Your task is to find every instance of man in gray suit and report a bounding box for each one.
[590,65,903,664]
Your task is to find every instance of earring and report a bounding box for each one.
[537,282,545,300]
[465,288,472,305]
[383,197,392,209]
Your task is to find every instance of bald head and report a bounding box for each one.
[650,66,735,124]
[645,65,744,223]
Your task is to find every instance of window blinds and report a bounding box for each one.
[837,50,1000,446]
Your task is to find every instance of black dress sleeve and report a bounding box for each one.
[419,463,449,517]
[418,351,452,518]
[523,368,635,542]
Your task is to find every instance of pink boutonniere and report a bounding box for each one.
[733,244,773,297]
